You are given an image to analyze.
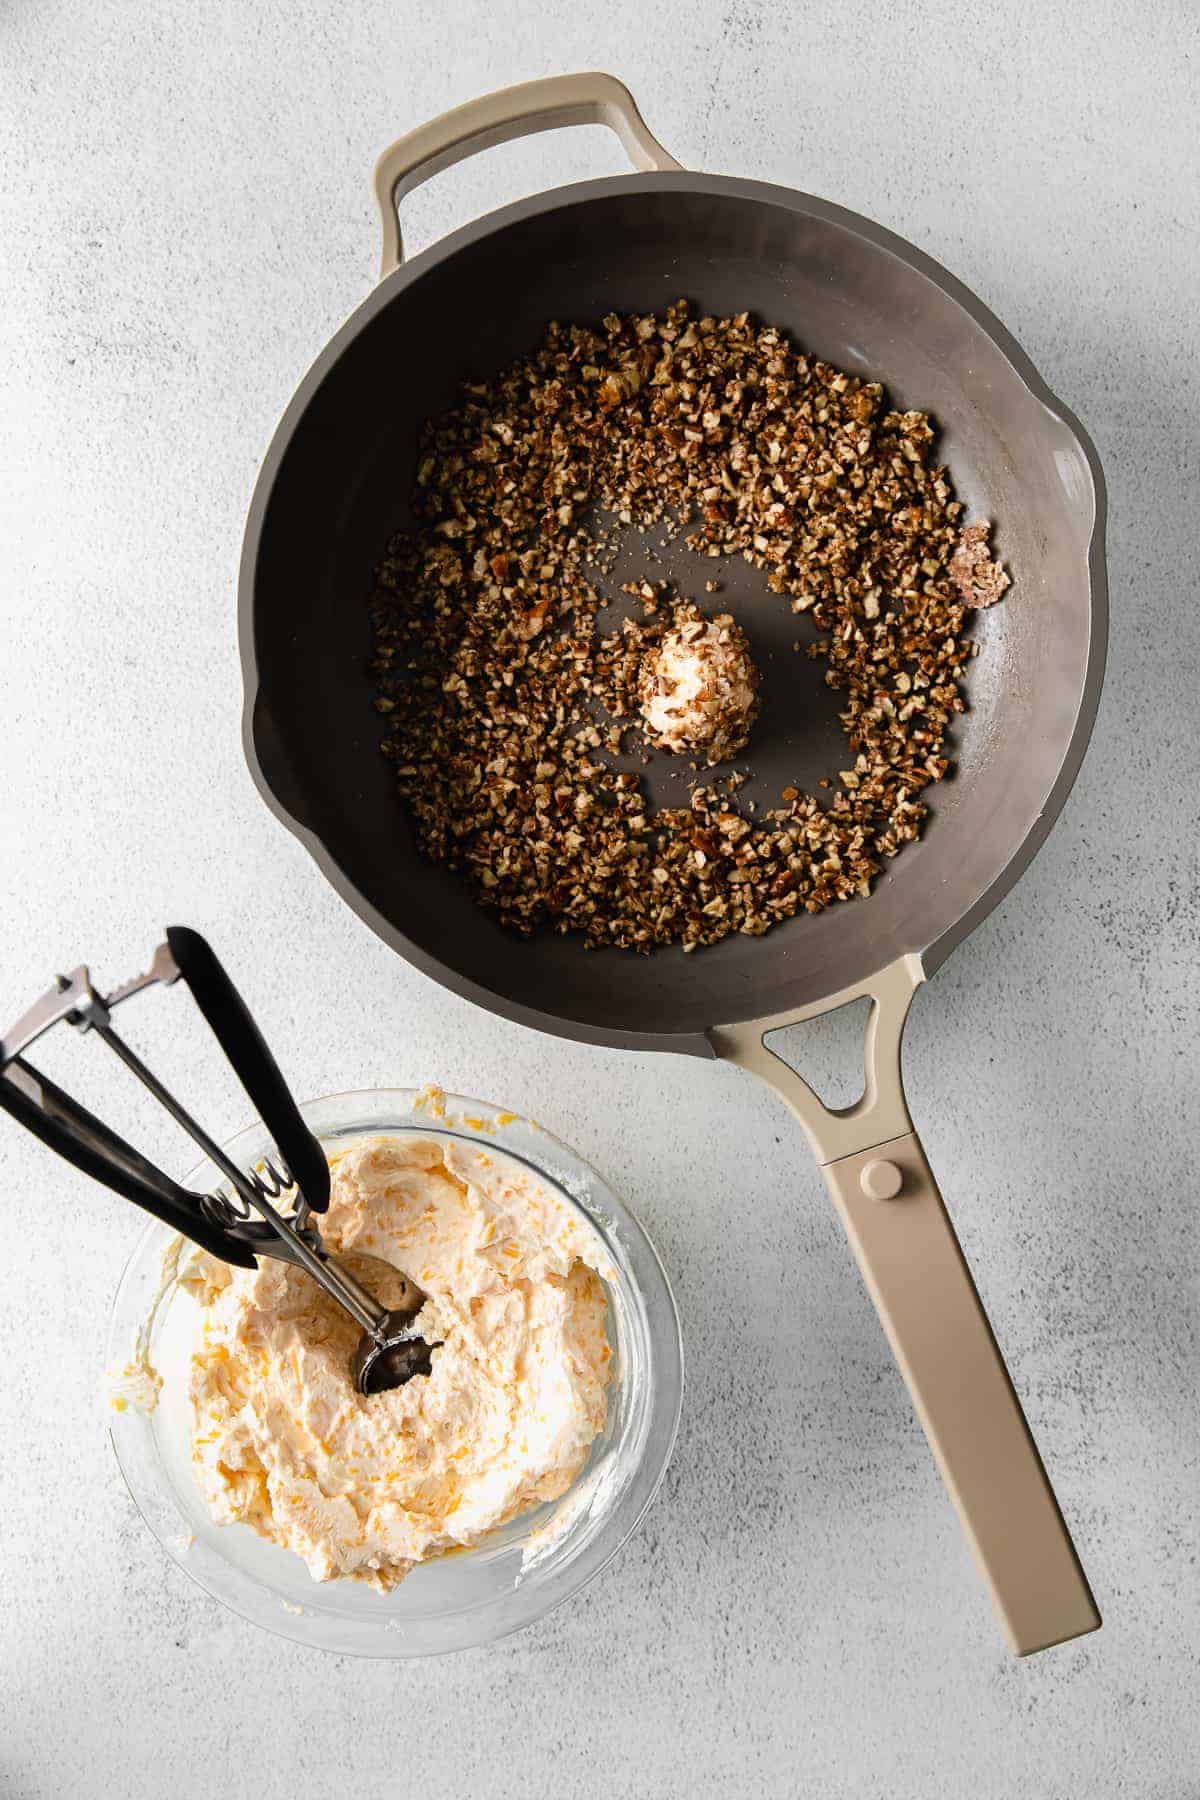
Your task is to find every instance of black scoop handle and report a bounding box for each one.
[0,1059,258,1267]
[165,927,330,1213]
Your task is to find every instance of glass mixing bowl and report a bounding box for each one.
[106,1088,682,1657]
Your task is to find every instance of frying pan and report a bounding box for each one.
[239,74,1108,1655]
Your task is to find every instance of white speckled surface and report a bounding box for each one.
[1,1,1197,1793]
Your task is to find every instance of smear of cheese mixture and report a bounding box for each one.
[185,1135,612,1589]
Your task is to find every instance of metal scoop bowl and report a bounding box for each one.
[202,1162,441,1398]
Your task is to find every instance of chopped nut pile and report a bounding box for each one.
[369,302,1007,952]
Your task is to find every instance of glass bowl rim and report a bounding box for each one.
[106,1085,684,1658]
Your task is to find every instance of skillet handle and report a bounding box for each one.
[710,955,1101,1656]
[373,72,681,276]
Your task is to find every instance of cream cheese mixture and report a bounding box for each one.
[184,1134,612,1589]
[637,610,761,764]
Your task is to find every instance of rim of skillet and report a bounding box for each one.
[238,171,1109,1054]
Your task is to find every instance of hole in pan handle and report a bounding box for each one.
[372,71,682,277]
[710,953,1101,1658]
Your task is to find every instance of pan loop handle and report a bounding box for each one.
[710,955,921,1164]
[373,71,682,278]
[709,953,1100,1658]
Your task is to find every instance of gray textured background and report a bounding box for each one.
[2,1,1197,1795]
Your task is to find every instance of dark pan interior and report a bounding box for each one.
[243,177,1100,1047]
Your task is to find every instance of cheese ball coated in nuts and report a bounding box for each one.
[637,611,762,765]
